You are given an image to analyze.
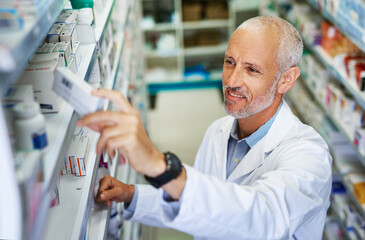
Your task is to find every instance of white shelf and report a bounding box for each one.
[145,49,181,58]
[43,133,99,240]
[43,44,97,194]
[183,19,231,30]
[143,23,177,32]
[95,0,116,47]
[184,44,227,57]
[0,0,68,92]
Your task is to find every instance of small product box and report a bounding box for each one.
[55,10,78,24]
[65,135,80,174]
[3,85,34,104]
[36,42,57,53]
[354,128,365,156]
[18,60,62,113]
[29,52,59,64]
[52,41,72,67]
[74,136,90,176]
[53,67,105,117]
[71,41,82,71]
[60,160,67,175]
[60,23,78,50]
[47,23,65,43]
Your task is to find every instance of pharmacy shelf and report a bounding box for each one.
[43,44,97,195]
[44,133,100,240]
[184,44,227,57]
[145,49,182,58]
[300,75,365,167]
[329,205,353,240]
[305,0,365,53]
[341,174,365,219]
[143,23,177,32]
[301,36,365,111]
[182,19,231,30]
[0,0,68,93]
[87,153,119,240]
[95,0,116,49]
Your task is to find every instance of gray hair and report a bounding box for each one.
[237,16,303,80]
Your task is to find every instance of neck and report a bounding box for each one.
[237,97,282,139]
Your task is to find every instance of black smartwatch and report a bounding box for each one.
[144,152,182,188]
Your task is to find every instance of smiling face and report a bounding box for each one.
[222,28,281,119]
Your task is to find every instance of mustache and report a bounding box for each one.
[223,85,250,99]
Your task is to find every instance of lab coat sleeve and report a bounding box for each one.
[152,142,331,239]
[122,183,181,228]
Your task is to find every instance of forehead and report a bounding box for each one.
[226,28,279,70]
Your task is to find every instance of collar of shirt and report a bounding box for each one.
[229,101,283,148]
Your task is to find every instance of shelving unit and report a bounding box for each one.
[0,0,144,240]
[0,0,68,92]
[141,0,234,84]
[261,0,365,239]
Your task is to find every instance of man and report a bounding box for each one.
[78,16,332,239]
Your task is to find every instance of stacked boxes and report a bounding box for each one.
[60,127,91,177]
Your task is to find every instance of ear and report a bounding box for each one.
[277,66,301,94]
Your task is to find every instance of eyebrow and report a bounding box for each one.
[224,54,263,71]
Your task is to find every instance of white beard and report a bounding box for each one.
[223,81,277,119]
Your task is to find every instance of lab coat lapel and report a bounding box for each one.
[227,101,295,182]
[213,117,234,181]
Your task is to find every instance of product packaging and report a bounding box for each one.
[13,102,48,151]
[29,52,59,64]
[18,60,62,113]
[52,41,72,67]
[60,23,78,50]
[52,67,105,117]
[47,23,65,43]
[36,42,57,53]
[65,135,80,174]
[3,85,34,104]
[71,41,82,71]
[55,10,78,24]
[74,136,90,176]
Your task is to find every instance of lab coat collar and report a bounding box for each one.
[213,100,296,182]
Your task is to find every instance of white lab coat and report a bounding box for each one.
[124,101,332,240]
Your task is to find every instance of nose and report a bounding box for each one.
[224,66,245,88]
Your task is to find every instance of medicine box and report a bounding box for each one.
[30,52,59,64]
[18,60,62,113]
[37,42,57,54]
[65,135,80,174]
[74,136,90,176]
[52,41,71,67]
[47,23,65,43]
[3,85,34,104]
[68,57,76,73]
[60,23,78,50]
[53,67,105,117]
[55,10,78,24]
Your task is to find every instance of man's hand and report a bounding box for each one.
[77,88,166,177]
[96,175,134,206]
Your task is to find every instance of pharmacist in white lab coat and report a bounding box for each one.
[78,16,332,240]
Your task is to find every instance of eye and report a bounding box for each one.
[248,67,258,73]
[224,59,235,65]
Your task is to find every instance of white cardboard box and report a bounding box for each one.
[60,23,78,50]
[18,60,63,113]
[53,67,105,117]
[65,135,80,175]
[52,41,71,67]
[47,23,65,43]
[74,136,90,176]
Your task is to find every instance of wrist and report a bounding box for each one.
[145,151,166,177]
[126,184,135,203]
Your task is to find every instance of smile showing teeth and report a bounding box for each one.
[229,91,245,98]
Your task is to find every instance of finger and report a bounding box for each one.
[99,187,123,202]
[97,124,129,155]
[98,176,113,193]
[92,89,134,113]
[105,135,134,162]
[78,111,122,128]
